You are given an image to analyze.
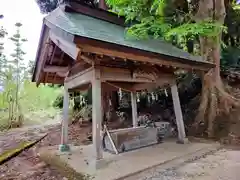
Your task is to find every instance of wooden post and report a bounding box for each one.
[59,86,70,152]
[99,0,108,10]
[171,82,188,144]
[92,68,103,160]
[131,92,138,127]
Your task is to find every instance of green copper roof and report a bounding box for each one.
[45,8,203,62]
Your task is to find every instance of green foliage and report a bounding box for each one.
[35,0,58,13]
[53,94,64,108]
[108,0,233,50]
[126,17,172,40]
[165,21,227,41]
[0,81,62,129]
[221,46,240,70]
[0,20,63,130]
[0,24,8,75]
[20,82,62,112]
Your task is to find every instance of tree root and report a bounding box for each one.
[194,70,240,137]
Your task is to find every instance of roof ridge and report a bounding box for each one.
[63,2,126,27]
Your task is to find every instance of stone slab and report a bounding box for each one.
[39,140,221,180]
[103,126,158,153]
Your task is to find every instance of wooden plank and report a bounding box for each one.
[131,74,174,91]
[77,43,214,71]
[103,125,118,154]
[100,67,155,83]
[64,67,94,89]
[103,127,158,153]
[49,31,80,60]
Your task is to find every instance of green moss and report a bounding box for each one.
[0,141,33,164]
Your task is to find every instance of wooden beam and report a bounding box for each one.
[53,51,65,83]
[45,44,57,83]
[36,37,50,85]
[68,83,91,92]
[59,86,70,152]
[56,71,69,77]
[49,31,80,60]
[105,82,135,92]
[80,55,94,65]
[77,44,214,71]
[43,65,69,73]
[34,24,49,84]
[132,83,156,91]
[100,67,155,83]
[64,67,94,89]
[64,2,125,26]
[92,68,103,160]
[171,81,188,144]
[43,77,63,84]
[131,92,138,127]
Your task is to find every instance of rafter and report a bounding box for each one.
[49,31,80,60]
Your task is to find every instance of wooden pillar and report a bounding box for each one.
[59,86,70,152]
[99,0,108,10]
[131,92,138,127]
[92,68,103,160]
[171,82,188,144]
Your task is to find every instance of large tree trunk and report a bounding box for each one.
[194,0,239,137]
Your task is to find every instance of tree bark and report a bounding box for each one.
[194,0,239,137]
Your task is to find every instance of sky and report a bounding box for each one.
[0,0,45,63]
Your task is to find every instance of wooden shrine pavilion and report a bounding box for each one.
[32,2,214,164]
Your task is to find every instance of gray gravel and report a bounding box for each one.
[126,149,240,180]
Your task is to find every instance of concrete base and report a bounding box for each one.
[177,137,189,144]
[59,144,70,152]
[89,158,109,170]
[40,140,220,180]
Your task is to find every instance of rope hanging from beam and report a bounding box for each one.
[104,82,134,92]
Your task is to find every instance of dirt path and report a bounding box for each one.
[0,122,92,180]
[130,148,240,180]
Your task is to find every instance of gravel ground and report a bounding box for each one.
[0,122,92,180]
[128,149,240,180]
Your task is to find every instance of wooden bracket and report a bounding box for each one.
[103,125,119,154]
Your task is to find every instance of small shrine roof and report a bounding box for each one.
[45,7,205,63]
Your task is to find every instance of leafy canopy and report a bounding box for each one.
[106,0,226,42]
